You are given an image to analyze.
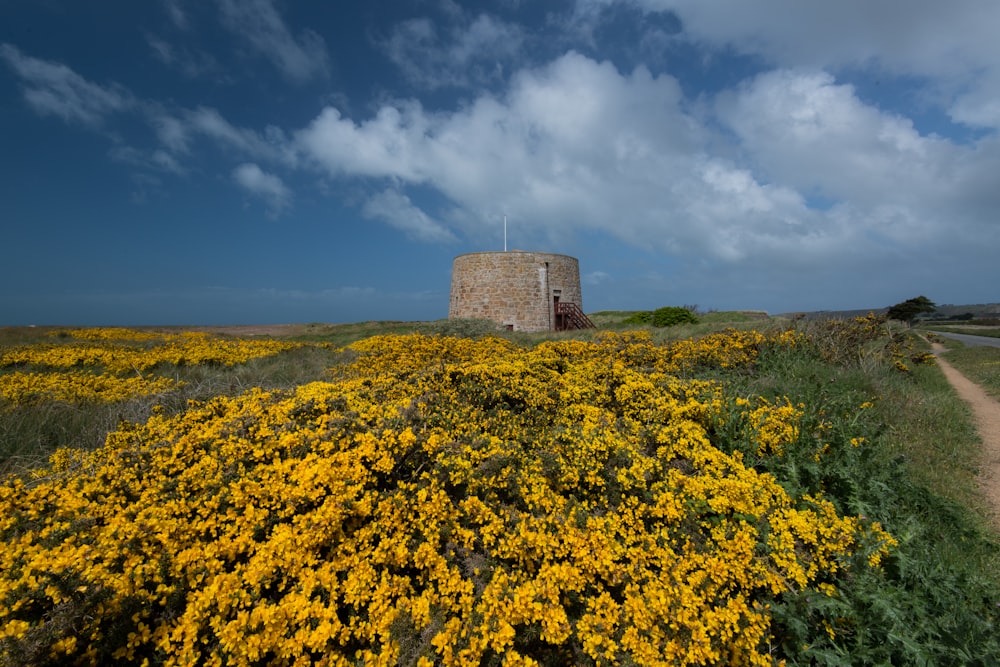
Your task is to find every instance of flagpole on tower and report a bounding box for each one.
[504,214,507,252]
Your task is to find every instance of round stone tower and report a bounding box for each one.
[448,251,591,332]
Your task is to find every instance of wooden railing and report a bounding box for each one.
[555,302,596,330]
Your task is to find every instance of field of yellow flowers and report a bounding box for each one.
[0,329,298,406]
[0,320,997,666]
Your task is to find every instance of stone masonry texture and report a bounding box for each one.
[448,251,584,332]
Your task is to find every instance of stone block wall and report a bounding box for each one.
[449,251,584,332]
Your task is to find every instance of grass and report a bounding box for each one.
[589,310,779,343]
[921,324,1000,338]
[0,326,66,347]
[880,361,988,508]
[289,318,505,346]
[940,345,1000,401]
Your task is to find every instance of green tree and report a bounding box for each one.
[887,296,936,324]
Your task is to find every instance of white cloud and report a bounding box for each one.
[950,87,1000,130]
[296,105,429,181]
[0,41,305,183]
[618,0,1000,76]
[110,145,186,176]
[232,162,292,217]
[148,112,191,154]
[161,0,190,30]
[716,70,955,205]
[711,68,1000,260]
[215,0,329,83]
[381,13,525,89]
[298,52,726,252]
[151,149,184,173]
[361,189,458,243]
[0,44,303,192]
[296,47,1000,286]
[595,0,1000,129]
[0,43,132,126]
[187,107,296,165]
[146,34,174,64]
[146,34,226,80]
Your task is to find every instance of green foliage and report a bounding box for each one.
[609,308,702,327]
[714,317,1000,665]
[887,295,936,324]
[651,306,699,327]
[620,311,652,325]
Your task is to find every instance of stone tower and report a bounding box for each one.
[448,251,593,332]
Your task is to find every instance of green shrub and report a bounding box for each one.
[652,306,699,327]
[621,311,652,325]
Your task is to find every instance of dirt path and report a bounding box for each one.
[930,341,1000,530]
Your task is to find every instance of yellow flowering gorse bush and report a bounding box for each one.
[0,329,299,405]
[0,331,894,666]
[2,329,299,374]
[0,371,178,406]
[742,398,804,457]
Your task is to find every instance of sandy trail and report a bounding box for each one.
[930,341,1000,531]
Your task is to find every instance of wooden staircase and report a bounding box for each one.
[555,302,596,330]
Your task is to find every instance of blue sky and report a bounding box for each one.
[2,1,998,325]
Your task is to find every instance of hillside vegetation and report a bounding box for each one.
[0,316,998,665]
